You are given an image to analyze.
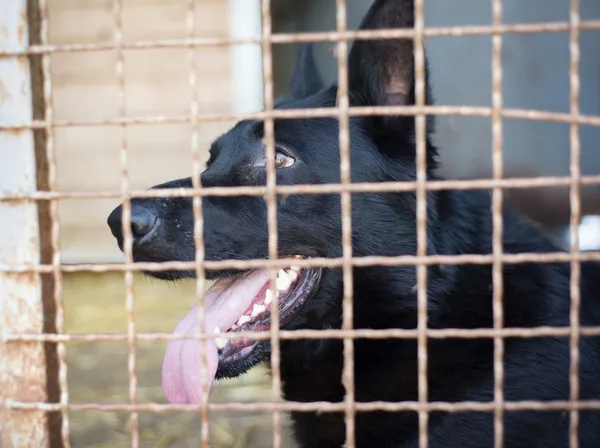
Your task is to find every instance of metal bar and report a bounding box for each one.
[35,0,70,444]
[185,0,211,446]
[2,175,600,203]
[4,250,600,276]
[258,1,283,446]
[413,0,429,446]
[6,398,600,414]
[2,105,600,131]
[568,0,582,446]
[1,21,600,57]
[111,0,139,445]
[334,0,355,445]
[0,0,48,446]
[6,325,600,344]
[490,0,505,446]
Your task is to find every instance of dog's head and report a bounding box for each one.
[108,0,438,383]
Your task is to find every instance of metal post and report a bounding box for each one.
[0,0,49,446]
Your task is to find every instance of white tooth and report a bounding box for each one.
[291,265,300,272]
[214,327,226,349]
[215,336,228,350]
[288,270,298,281]
[277,270,293,291]
[265,289,273,305]
[237,315,251,326]
[252,304,266,316]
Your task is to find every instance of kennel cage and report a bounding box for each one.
[1,0,600,447]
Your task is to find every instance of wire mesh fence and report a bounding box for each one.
[1,0,600,447]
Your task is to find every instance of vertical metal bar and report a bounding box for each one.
[0,1,48,446]
[568,0,582,446]
[186,1,210,446]
[37,0,70,445]
[334,0,355,446]
[490,1,505,447]
[112,0,139,446]
[259,1,281,446]
[413,1,429,447]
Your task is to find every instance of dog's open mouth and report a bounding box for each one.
[217,261,322,364]
[162,256,322,405]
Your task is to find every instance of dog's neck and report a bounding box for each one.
[276,187,556,404]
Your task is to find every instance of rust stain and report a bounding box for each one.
[0,200,27,208]
[0,79,11,103]
[18,10,27,47]
[3,273,44,331]
[29,232,39,253]
[0,272,48,448]
[0,24,9,39]
[18,22,26,47]
[21,81,28,97]
[1,188,48,446]
[3,128,27,138]
[17,56,30,75]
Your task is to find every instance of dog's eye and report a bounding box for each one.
[274,151,295,168]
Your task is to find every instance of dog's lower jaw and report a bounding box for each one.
[214,341,270,380]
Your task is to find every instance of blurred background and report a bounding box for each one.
[39,0,600,446]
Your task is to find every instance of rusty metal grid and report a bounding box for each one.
[0,0,598,447]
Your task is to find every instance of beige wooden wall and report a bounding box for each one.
[48,0,237,263]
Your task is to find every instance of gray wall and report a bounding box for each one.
[272,0,600,227]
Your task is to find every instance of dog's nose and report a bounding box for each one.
[107,204,158,242]
[130,206,158,238]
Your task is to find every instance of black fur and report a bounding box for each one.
[107,1,600,446]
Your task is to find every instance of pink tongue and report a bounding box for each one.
[162,269,272,404]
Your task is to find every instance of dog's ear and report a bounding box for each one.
[288,43,324,99]
[348,0,434,141]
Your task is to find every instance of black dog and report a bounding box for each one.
[107,0,600,446]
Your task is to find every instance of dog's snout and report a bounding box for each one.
[107,204,158,243]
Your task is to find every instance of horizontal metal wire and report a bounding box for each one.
[2,176,600,203]
[4,325,600,344]
[6,399,600,414]
[1,21,599,57]
[2,105,600,131]
[2,251,600,275]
